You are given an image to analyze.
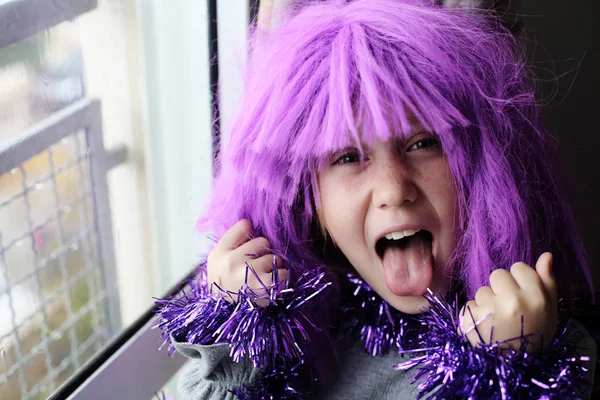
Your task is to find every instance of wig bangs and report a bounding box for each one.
[249,1,484,176]
[199,0,593,300]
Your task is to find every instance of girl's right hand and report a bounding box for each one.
[206,219,286,304]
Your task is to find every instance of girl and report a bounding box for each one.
[156,1,597,398]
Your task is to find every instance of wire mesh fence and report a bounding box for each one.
[0,105,118,399]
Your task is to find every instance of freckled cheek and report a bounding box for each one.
[417,161,459,249]
[433,180,460,259]
[322,186,358,224]
[318,177,345,223]
[318,175,365,243]
[320,173,360,203]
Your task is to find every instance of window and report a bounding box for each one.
[0,0,249,398]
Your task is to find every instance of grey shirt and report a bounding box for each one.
[172,337,422,400]
[171,321,596,400]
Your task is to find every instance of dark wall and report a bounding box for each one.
[520,1,600,293]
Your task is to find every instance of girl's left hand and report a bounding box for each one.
[460,252,558,353]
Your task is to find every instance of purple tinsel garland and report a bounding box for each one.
[213,263,332,368]
[155,266,592,399]
[395,290,592,399]
[229,362,312,400]
[342,273,416,355]
[154,262,235,356]
[154,259,331,399]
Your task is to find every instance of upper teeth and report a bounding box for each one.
[384,229,420,240]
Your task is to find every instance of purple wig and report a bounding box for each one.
[198,0,593,301]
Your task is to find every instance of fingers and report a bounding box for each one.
[474,285,494,306]
[489,268,519,294]
[489,255,555,299]
[233,236,284,276]
[245,254,282,278]
[245,255,287,287]
[217,219,254,253]
[460,300,492,343]
[207,219,288,305]
[509,261,544,293]
[490,258,548,295]
[207,219,254,283]
[461,253,559,353]
[237,236,273,261]
[535,252,557,306]
[460,300,478,326]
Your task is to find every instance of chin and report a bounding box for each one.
[383,274,451,314]
[386,293,430,314]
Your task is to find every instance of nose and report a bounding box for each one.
[371,158,417,208]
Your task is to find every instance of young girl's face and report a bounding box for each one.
[317,124,459,314]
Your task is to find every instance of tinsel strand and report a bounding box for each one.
[154,258,331,399]
[395,290,592,399]
[341,273,417,355]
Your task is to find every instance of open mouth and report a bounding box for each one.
[375,229,435,296]
[375,230,434,259]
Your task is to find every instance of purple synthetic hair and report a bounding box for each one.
[198,0,593,301]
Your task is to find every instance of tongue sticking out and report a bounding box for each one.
[381,232,433,296]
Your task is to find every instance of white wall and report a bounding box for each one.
[139,0,249,295]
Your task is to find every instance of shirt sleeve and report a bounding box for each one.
[171,336,262,400]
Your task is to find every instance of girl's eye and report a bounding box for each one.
[408,137,440,151]
[333,151,362,165]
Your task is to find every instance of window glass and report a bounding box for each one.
[0,1,150,398]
